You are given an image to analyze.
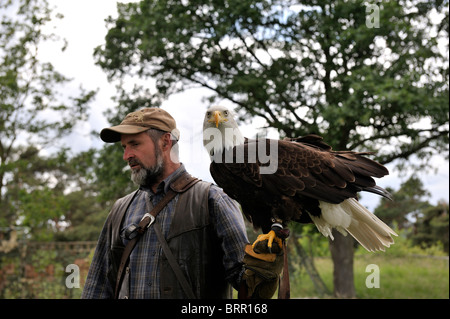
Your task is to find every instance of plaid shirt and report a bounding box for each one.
[82,165,248,299]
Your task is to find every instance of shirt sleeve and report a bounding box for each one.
[208,185,249,289]
[81,216,114,299]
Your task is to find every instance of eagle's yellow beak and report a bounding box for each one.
[208,110,228,128]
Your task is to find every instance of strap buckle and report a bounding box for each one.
[140,213,155,228]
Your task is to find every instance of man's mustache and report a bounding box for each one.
[128,158,143,167]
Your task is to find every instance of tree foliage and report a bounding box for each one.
[0,0,96,238]
[95,0,448,163]
[413,201,449,252]
[376,176,449,252]
[375,176,431,228]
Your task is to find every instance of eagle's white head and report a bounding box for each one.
[202,105,245,157]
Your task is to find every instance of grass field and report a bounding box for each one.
[290,254,449,299]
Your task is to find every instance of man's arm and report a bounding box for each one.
[208,185,285,299]
[81,218,114,299]
[208,185,249,289]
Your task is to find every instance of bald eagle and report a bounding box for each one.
[203,105,397,252]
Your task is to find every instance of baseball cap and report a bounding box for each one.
[100,108,180,143]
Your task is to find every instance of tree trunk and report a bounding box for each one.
[290,233,331,297]
[329,230,356,298]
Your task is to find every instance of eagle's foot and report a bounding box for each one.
[252,230,283,254]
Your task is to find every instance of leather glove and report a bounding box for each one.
[241,239,284,299]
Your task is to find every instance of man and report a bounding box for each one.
[82,107,282,299]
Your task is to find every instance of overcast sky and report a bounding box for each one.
[37,0,449,211]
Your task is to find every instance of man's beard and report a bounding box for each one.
[129,148,165,187]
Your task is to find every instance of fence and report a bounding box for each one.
[0,241,97,299]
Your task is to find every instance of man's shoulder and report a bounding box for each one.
[191,181,229,202]
[207,184,241,210]
[208,183,230,198]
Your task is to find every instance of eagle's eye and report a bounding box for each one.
[223,110,228,116]
[206,111,211,118]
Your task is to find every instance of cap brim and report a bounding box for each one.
[100,125,149,143]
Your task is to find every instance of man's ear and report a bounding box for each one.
[161,133,172,150]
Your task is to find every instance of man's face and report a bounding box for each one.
[121,131,164,186]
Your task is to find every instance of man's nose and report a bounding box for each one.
[123,147,134,161]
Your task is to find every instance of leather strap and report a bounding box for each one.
[114,172,199,299]
[154,222,196,299]
[277,241,290,299]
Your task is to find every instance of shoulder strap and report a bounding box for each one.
[170,172,199,192]
[154,222,196,298]
[114,172,199,299]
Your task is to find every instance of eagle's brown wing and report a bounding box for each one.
[271,135,390,203]
[209,135,390,230]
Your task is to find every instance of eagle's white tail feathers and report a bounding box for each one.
[308,198,398,252]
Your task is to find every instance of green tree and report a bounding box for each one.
[0,0,96,237]
[53,149,108,241]
[1,145,68,240]
[375,177,449,253]
[94,0,449,298]
[413,201,449,252]
[375,176,431,229]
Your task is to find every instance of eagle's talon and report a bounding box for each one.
[252,230,283,254]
